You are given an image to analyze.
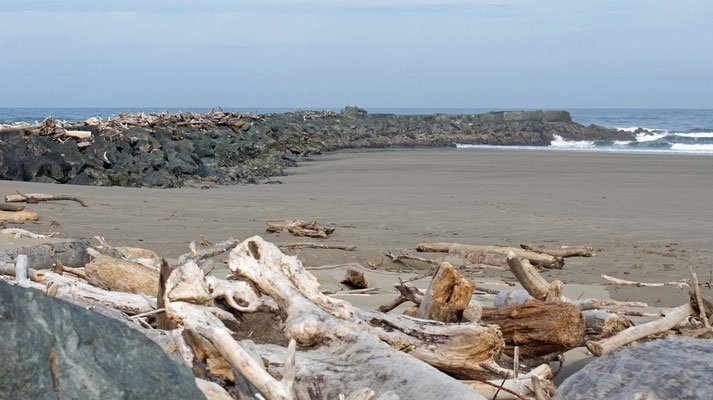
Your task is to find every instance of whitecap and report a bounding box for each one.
[635,131,669,142]
[670,143,713,153]
[550,134,594,148]
[673,132,713,138]
[613,140,632,146]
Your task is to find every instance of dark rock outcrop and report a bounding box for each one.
[0,281,205,400]
[554,337,713,400]
[0,108,633,188]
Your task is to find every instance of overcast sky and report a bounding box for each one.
[1,0,711,108]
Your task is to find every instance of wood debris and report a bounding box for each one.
[267,219,336,239]
[6,190,88,207]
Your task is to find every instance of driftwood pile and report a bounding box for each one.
[0,234,710,399]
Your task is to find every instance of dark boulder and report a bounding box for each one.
[0,281,205,400]
[554,337,713,400]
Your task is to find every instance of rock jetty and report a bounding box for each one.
[0,107,633,188]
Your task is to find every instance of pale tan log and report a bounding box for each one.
[601,274,689,288]
[520,243,594,258]
[461,364,552,400]
[94,236,161,267]
[281,242,357,251]
[481,299,585,358]
[0,210,38,221]
[266,219,335,239]
[586,304,694,356]
[194,378,234,400]
[0,203,24,212]
[64,130,93,139]
[582,310,634,338]
[1,228,46,239]
[572,298,649,310]
[229,236,504,379]
[85,248,159,296]
[6,191,88,207]
[449,248,508,267]
[416,262,475,323]
[506,253,550,301]
[417,242,563,269]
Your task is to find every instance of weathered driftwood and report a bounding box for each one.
[1,228,46,239]
[506,253,556,301]
[85,248,159,296]
[0,240,90,269]
[690,289,713,319]
[377,283,423,313]
[94,236,161,268]
[266,220,335,239]
[341,268,369,289]
[194,378,234,400]
[157,259,176,330]
[582,310,634,338]
[416,262,475,323]
[281,242,356,251]
[6,191,88,207]
[0,203,24,212]
[228,236,505,379]
[15,255,28,283]
[481,298,585,358]
[52,260,86,279]
[461,364,552,400]
[0,210,38,221]
[417,242,564,269]
[176,237,239,265]
[450,248,509,268]
[601,274,689,288]
[586,304,694,356]
[689,267,711,329]
[384,251,440,266]
[520,244,594,258]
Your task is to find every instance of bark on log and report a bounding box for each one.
[0,210,38,221]
[481,298,585,358]
[341,268,369,289]
[5,192,88,207]
[417,242,564,269]
[416,262,475,323]
[228,236,505,379]
[582,310,634,338]
[586,304,694,356]
[157,258,176,330]
[85,248,159,296]
[519,244,594,258]
[0,203,24,212]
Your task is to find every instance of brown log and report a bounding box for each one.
[481,298,585,358]
[85,248,159,296]
[157,258,176,330]
[417,242,563,269]
[0,203,24,212]
[416,262,475,323]
[377,283,423,313]
[0,210,38,221]
[341,269,368,289]
[520,244,594,258]
[6,191,88,207]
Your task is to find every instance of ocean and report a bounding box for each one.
[1,107,711,155]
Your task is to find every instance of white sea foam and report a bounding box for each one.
[674,132,713,138]
[670,143,713,153]
[613,140,633,146]
[635,131,669,142]
[550,134,595,148]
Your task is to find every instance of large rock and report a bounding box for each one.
[0,281,205,400]
[554,337,713,400]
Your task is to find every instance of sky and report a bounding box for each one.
[1,0,712,108]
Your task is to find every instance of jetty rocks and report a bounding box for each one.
[0,107,633,188]
[0,281,205,399]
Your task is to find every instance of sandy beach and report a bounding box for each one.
[2,148,711,310]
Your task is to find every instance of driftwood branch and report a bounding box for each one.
[7,190,88,207]
[280,242,356,251]
[601,274,689,288]
[520,244,593,258]
[417,242,564,269]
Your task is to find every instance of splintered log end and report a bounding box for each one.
[341,269,369,289]
[417,262,475,323]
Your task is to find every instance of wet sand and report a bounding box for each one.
[2,149,712,307]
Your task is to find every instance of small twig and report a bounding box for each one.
[601,274,689,288]
[324,288,379,296]
[690,266,711,329]
[129,308,167,320]
[384,251,440,266]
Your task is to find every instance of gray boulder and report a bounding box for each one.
[0,281,205,400]
[554,337,713,400]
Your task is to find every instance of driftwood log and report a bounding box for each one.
[416,262,475,323]
[266,220,335,239]
[85,248,160,296]
[601,274,689,288]
[281,242,357,251]
[5,191,88,207]
[377,283,423,313]
[228,236,506,380]
[481,298,585,358]
[0,203,24,212]
[520,244,594,258]
[0,210,38,221]
[417,242,564,269]
[0,240,90,269]
[582,310,634,338]
[341,269,369,289]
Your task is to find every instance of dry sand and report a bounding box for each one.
[2,149,712,310]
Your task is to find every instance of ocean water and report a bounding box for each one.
[1,107,711,155]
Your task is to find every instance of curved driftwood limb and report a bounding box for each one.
[205,275,263,312]
[0,203,24,212]
[177,238,240,265]
[167,301,296,400]
[8,190,88,207]
[586,304,694,356]
[228,236,504,379]
[520,244,594,258]
[0,210,38,221]
[281,242,357,251]
[417,242,564,269]
[377,282,423,313]
[506,253,551,301]
[601,274,690,288]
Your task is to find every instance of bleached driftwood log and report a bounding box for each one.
[176,237,240,265]
[417,242,563,269]
[281,242,357,251]
[461,364,552,400]
[94,236,161,268]
[0,210,38,221]
[481,298,585,358]
[601,274,689,288]
[416,262,474,323]
[5,191,88,207]
[85,248,159,296]
[520,244,594,258]
[586,304,695,356]
[449,248,508,268]
[384,251,440,266]
[1,228,46,239]
[15,255,28,283]
[228,236,505,380]
[506,253,560,302]
[266,220,335,239]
